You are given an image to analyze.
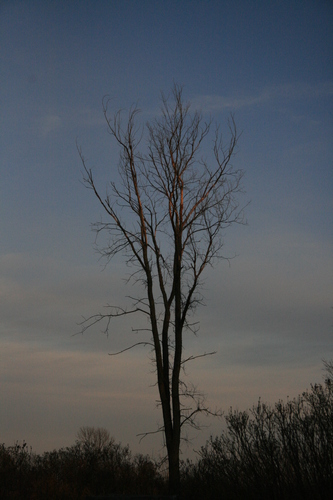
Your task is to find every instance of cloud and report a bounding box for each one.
[0,339,160,454]
[0,252,151,351]
[1,236,330,457]
[1,336,325,458]
[192,91,270,112]
[39,114,62,136]
[75,106,106,128]
[192,81,333,113]
[193,224,333,369]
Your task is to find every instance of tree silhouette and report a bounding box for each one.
[78,84,245,495]
[76,426,112,452]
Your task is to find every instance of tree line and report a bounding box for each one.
[1,362,332,499]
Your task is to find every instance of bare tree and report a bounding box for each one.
[78,84,245,494]
[76,426,112,452]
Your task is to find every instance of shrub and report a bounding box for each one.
[181,363,333,499]
[0,437,165,499]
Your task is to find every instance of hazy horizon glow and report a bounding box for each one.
[1,0,332,458]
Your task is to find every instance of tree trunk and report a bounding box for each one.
[168,437,180,496]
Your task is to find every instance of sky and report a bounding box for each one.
[0,0,332,459]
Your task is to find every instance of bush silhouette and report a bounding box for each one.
[181,365,333,499]
[0,438,164,499]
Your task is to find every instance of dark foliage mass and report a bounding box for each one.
[181,364,333,500]
[0,439,165,500]
[1,364,332,499]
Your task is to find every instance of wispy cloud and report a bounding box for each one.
[39,114,62,136]
[74,106,106,128]
[192,81,333,113]
[0,340,159,453]
[0,252,148,350]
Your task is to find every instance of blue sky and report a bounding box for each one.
[1,0,332,458]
